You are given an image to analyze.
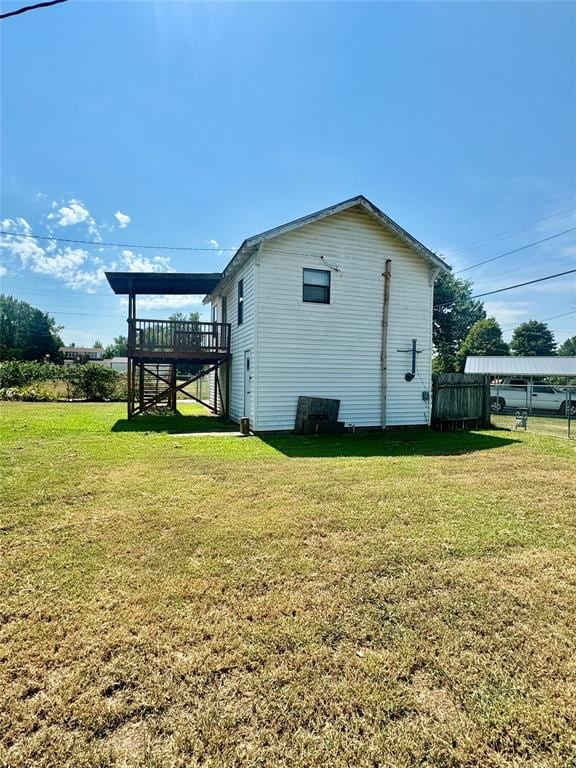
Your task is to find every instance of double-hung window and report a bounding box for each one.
[303,268,330,304]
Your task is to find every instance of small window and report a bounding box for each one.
[237,279,244,325]
[303,268,330,304]
[222,295,228,325]
[212,304,218,323]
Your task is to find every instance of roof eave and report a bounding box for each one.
[206,196,450,298]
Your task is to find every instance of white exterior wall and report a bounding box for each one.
[252,207,435,431]
[211,259,256,424]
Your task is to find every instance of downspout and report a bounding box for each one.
[381,260,392,429]
[428,267,440,425]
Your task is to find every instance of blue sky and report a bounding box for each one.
[1,0,575,347]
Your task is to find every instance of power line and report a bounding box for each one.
[467,253,573,288]
[434,268,576,308]
[0,0,69,20]
[499,310,576,334]
[455,227,576,274]
[445,205,576,258]
[4,223,575,280]
[0,230,236,251]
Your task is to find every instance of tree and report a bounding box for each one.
[93,340,103,349]
[0,295,63,361]
[168,312,202,378]
[558,336,576,356]
[510,320,556,356]
[455,318,509,371]
[168,311,201,322]
[104,335,128,358]
[433,271,486,372]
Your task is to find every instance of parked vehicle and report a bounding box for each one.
[490,378,576,416]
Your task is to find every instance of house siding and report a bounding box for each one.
[210,258,257,425]
[254,207,434,431]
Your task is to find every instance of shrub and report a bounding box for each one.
[0,384,58,401]
[0,361,127,402]
[19,384,59,402]
[66,364,122,401]
[0,387,22,401]
[0,360,66,388]
[110,373,128,401]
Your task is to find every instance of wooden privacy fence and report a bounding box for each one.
[432,373,491,430]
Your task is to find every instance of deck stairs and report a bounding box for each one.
[138,363,175,413]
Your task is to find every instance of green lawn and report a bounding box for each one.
[1,403,575,768]
[492,412,573,440]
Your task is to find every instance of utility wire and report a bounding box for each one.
[4,224,575,277]
[455,227,576,274]
[445,205,576,258]
[24,306,576,324]
[0,0,68,20]
[0,230,236,251]
[499,310,576,334]
[434,268,576,308]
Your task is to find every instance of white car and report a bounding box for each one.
[490,379,576,416]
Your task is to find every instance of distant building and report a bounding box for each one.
[60,346,105,365]
[96,356,128,372]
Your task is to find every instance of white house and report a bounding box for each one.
[206,195,450,431]
[60,346,105,365]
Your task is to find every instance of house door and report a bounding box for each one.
[243,350,252,418]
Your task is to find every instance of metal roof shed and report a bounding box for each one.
[464,356,576,378]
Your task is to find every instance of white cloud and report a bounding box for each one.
[121,249,174,273]
[64,267,107,292]
[114,210,131,229]
[0,227,45,264]
[484,301,533,328]
[54,200,91,227]
[0,265,7,278]
[46,199,102,241]
[1,199,174,295]
[1,218,107,293]
[121,295,204,310]
[1,217,32,234]
[209,239,219,249]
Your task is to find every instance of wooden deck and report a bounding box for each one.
[128,319,231,361]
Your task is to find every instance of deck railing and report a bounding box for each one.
[128,319,231,356]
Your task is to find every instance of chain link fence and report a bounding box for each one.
[490,381,574,439]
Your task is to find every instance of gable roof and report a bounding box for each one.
[212,195,450,293]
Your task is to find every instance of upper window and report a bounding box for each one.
[237,279,244,325]
[303,268,330,304]
[221,295,228,325]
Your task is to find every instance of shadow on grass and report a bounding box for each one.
[111,412,237,434]
[260,429,520,458]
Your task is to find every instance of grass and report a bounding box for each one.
[1,402,575,768]
[492,413,573,440]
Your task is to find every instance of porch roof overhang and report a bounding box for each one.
[105,271,223,295]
